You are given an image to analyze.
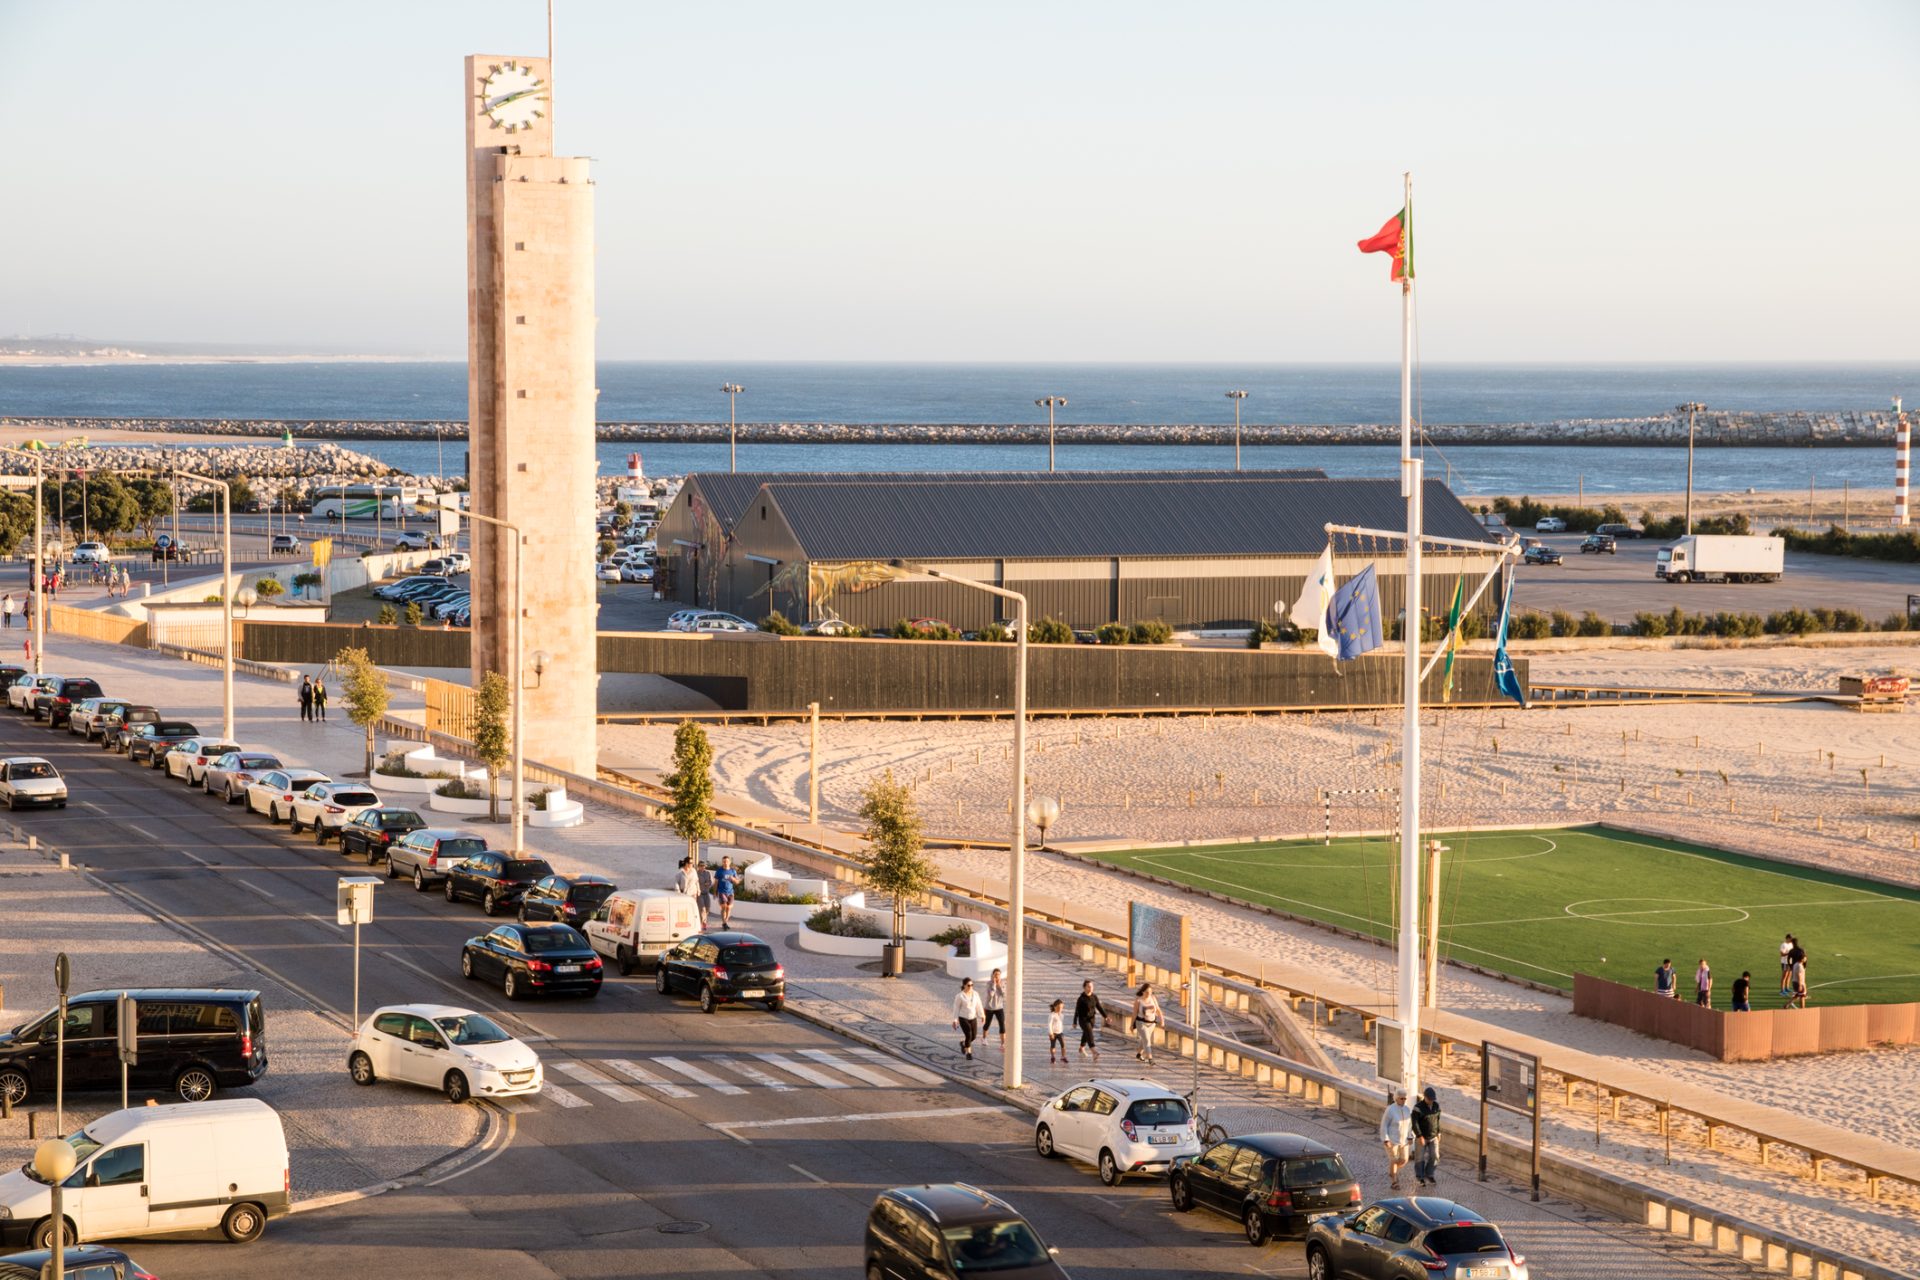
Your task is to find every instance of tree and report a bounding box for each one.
[125,478,174,542]
[470,670,511,825]
[858,775,936,953]
[72,475,140,538]
[0,492,33,558]
[404,600,424,627]
[613,500,633,529]
[664,720,716,861]
[335,647,389,775]
[1029,616,1074,644]
[376,603,398,625]
[254,575,284,598]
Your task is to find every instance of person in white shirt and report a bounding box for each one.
[1131,983,1163,1065]
[1047,999,1066,1064]
[1380,1088,1414,1190]
[674,857,700,902]
[951,978,985,1060]
[982,969,1007,1049]
[1779,934,1794,997]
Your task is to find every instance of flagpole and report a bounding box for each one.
[1397,170,1423,1096]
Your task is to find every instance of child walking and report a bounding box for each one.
[1047,999,1066,1064]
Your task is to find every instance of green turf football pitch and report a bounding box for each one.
[1102,825,1920,1006]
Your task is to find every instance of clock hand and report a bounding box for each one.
[486,86,546,111]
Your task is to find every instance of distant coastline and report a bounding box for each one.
[0,353,450,367]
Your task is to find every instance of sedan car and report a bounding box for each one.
[65,697,128,739]
[0,1244,157,1280]
[1306,1198,1527,1280]
[1173,1133,1361,1246]
[126,719,199,767]
[518,874,617,927]
[373,575,438,601]
[292,781,382,840]
[202,749,285,803]
[462,922,603,1000]
[348,1004,542,1104]
[386,828,489,889]
[0,758,67,810]
[245,767,332,821]
[655,931,785,1013]
[166,737,242,785]
[445,852,556,916]
[1035,1079,1201,1186]
[1580,533,1617,555]
[70,541,112,564]
[100,703,162,752]
[1521,544,1562,566]
[338,805,427,860]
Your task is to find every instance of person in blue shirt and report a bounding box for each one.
[711,855,739,927]
[1655,958,1677,999]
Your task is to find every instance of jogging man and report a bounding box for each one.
[711,855,739,928]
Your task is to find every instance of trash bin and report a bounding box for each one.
[881,943,905,977]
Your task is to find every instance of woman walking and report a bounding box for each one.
[982,969,1007,1051]
[1131,983,1162,1064]
[312,677,328,721]
[951,977,985,1060]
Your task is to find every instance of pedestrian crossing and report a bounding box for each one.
[515,1045,944,1110]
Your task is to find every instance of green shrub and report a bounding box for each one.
[927,924,973,955]
[1774,525,1920,563]
[1489,496,1629,535]
[1247,619,1280,649]
[804,904,887,939]
[975,622,1010,643]
[527,787,553,811]
[254,576,284,598]
[889,618,960,640]
[1029,617,1074,645]
[736,883,822,906]
[1882,613,1910,633]
[1508,611,1552,639]
[1766,608,1816,635]
[1130,620,1174,644]
[759,611,802,636]
[1549,609,1576,638]
[1633,611,1669,638]
[1094,622,1132,645]
[404,601,424,627]
[433,777,488,800]
[376,604,398,625]
[1576,611,1611,637]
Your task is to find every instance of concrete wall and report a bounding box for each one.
[1572,973,1920,1061]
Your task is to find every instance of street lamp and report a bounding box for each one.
[890,559,1032,1090]
[1026,795,1060,850]
[721,383,745,473]
[0,446,48,674]
[1677,402,1706,535]
[419,500,525,854]
[1224,390,1249,471]
[1035,396,1067,473]
[173,470,235,741]
[33,1137,76,1270]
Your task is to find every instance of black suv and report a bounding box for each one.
[1580,533,1616,555]
[36,676,104,727]
[445,852,555,916]
[1173,1132,1360,1244]
[0,987,267,1106]
[866,1184,1067,1279]
[1307,1198,1527,1280]
[518,874,616,926]
[102,703,162,752]
[655,931,786,1014]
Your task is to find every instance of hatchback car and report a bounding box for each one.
[37,676,105,727]
[596,562,625,582]
[204,750,284,803]
[1035,1079,1201,1185]
[126,719,199,768]
[518,874,617,927]
[348,1004,542,1104]
[246,767,332,821]
[167,737,242,785]
[5,675,48,713]
[461,923,603,1000]
[655,931,785,1013]
[1580,533,1617,554]
[0,758,67,810]
[1521,545,1562,566]
[65,697,127,739]
[865,1184,1067,1280]
[1306,1198,1527,1280]
[291,781,382,840]
[338,806,427,860]
[1532,517,1566,533]
[269,533,302,555]
[100,704,162,752]
[444,851,556,916]
[1173,1133,1361,1245]
[0,1244,157,1280]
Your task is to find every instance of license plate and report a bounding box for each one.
[1464,1269,1502,1278]
[739,988,765,998]
[1149,1134,1177,1145]
[556,964,580,974]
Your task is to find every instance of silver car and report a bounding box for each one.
[202,750,285,804]
[167,737,243,785]
[0,757,67,810]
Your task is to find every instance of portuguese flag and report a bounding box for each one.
[1357,206,1412,282]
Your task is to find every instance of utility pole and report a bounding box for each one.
[1676,403,1706,534]
[721,383,744,473]
[1225,390,1249,471]
[807,701,820,825]
[1423,841,1448,1008]
[1035,396,1067,473]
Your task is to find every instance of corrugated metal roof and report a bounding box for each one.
[762,475,1495,561]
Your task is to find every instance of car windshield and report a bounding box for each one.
[332,791,379,806]
[22,1132,102,1185]
[1281,1155,1353,1187]
[570,882,615,906]
[10,763,55,779]
[719,944,776,966]
[239,755,279,769]
[1124,1097,1189,1126]
[435,1013,513,1045]
[501,860,552,883]
[441,837,488,856]
[941,1221,1050,1272]
[525,929,585,953]
[1426,1225,1507,1255]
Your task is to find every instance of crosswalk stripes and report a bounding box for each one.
[541,1082,591,1108]
[796,1047,905,1088]
[710,1056,796,1091]
[552,1061,643,1102]
[754,1052,851,1089]
[845,1047,943,1086]
[653,1056,749,1095]
[524,1047,944,1109]
[604,1058,695,1099]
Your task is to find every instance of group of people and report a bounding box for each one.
[673,853,740,929]
[297,674,330,721]
[1653,934,1809,1011]
[1379,1086,1443,1190]
[951,977,1165,1067]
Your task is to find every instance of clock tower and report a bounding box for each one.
[464,54,598,778]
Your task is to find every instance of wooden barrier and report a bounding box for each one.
[45,604,146,647]
[1573,973,1920,1061]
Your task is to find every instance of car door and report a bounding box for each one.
[62,1001,120,1089]
[1220,1144,1265,1219]
[1332,1207,1393,1279]
[1186,1141,1240,1215]
[365,1011,412,1079]
[522,876,557,921]
[661,937,699,993]
[1084,1088,1121,1160]
[249,770,285,814]
[1048,1085,1097,1159]
[71,1141,150,1238]
[404,1016,456,1090]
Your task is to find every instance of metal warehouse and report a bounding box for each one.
[654,471,1500,632]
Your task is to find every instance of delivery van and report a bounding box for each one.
[0,1098,290,1248]
[583,891,700,974]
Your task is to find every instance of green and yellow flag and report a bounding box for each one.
[1441,577,1465,702]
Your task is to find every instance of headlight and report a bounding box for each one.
[0,1204,12,1220]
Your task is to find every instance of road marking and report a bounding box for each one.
[798,1048,907,1087]
[653,1055,748,1094]
[540,1083,590,1109]
[551,1061,642,1102]
[124,824,158,842]
[237,879,275,901]
[424,1106,517,1187]
[788,1163,828,1184]
[712,1105,1013,1133]
[380,952,552,1042]
[846,1048,944,1086]
[178,849,210,867]
[754,1052,851,1089]
[709,1056,794,1091]
[602,1058,695,1099]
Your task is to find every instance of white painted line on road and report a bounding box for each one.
[124,824,159,842]
[799,1048,909,1088]
[712,1105,1014,1133]
[178,849,210,867]
[237,879,275,901]
[653,1055,748,1095]
[551,1061,642,1102]
[710,1056,794,1091]
[381,951,553,1042]
[602,1058,695,1099]
[423,1106,518,1188]
[788,1163,828,1185]
[754,1052,850,1089]
[80,801,108,815]
[846,1047,944,1086]
[540,1082,590,1109]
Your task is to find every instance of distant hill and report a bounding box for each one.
[0,334,440,358]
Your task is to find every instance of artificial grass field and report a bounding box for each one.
[1102,825,1920,1006]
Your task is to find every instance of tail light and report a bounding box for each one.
[1419,1248,1449,1272]
[427,853,438,868]
[198,754,209,764]
[1348,1183,1362,1203]
[130,1269,157,1280]
[326,805,344,814]
[236,773,254,785]
[584,956,602,970]
[241,1030,254,1058]
[283,794,294,803]
[770,964,785,980]
[284,1167,291,1198]
[712,965,730,982]
[527,959,552,972]
[1265,1189,1293,1209]
[1507,1246,1526,1268]
[1120,1119,1138,1142]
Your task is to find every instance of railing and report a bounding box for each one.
[425,678,478,739]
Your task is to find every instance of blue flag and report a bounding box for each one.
[1492,570,1529,708]
[1329,564,1384,660]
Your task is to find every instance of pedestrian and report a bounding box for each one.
[1694,958,1713,1008]
[696,859,715,928]
[1047,999,1066,1064]
[673,856,700,903]
[711,854,739,928]
[982,968,1007,1050]
[1381,1088,1413,1191]
[1788,939,1809,1008]
[1131,982,1162,1065]
[1072,979,1108,1063]
[298,675,314,722]
[313,677,328,721]
[1779,934,1795,996]
[1731,970,1752,1012]
[951,977,984,1060]
[1411,1085,1442,1187]
[1655,958,1678,999]
[2,593,11,629]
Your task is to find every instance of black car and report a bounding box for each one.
[37,676,104,726]
[0,987,267,1107]
[1172,1132,1360,1245]
[127,719,200,767]
[338,806,426,861]
[1521,544,1562,566]
[655,931,786,1013]
[0,1245,157,1280]
[866,1184,1067,1280]
[461,922,603,1000]
[444,852,556,915]
[1594,521,1640,540]
[1580,533,1617,554]
[518,873,617,926]
[102,703,162,752]
[1306,1198,1527,1280]
[151,535,192,562]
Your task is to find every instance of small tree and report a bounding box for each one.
[254,575,284,599]
[664,720,716,861]
[858,775,936,952]
[336,647,389,775]
[405,600,424,627]
[376,603,398,625]
[472,670,511,824]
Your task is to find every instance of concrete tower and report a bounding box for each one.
[464,55,598,776]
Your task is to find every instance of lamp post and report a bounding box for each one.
[421,501,524,854]
[0,446,47,674]
[1224,390,1249,471]
[1026,796,1060,851]
[1677,402,1706,535]
[32,1138,75,1271]
[721,383,744,473]
[173,470,235,740]
[1034,397,1067,473]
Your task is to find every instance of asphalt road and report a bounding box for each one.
[0,714,1262,1279]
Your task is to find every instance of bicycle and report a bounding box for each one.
[1186,1088,1228,1146]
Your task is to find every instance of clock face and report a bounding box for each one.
[480,62,547,133]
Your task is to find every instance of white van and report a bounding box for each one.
[0,1098,290,1248]
[583,891,700,974]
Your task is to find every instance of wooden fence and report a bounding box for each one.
[45,603,147,647]
[1573,973,1920,1061]
[425,677,478,741]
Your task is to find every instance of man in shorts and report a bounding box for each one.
[1380,1088,1413,1191]
[1779,934,1794,996]
[712,854,739,928]
[1788,938,1809,1008]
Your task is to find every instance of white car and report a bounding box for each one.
[348,1004,542,1104]
[246,767,333,821]
[803,617,856,636]
[291,780,382,841]
[694,615,757,633]
[1534,517,1567,532]
[1033,1078,1203,1185]
[624,562,654,584]
[167,736,244,786]
[597,563,624,582]
[6,674,50,712]
[443,551,471,573]
[0,756,68,810]
[393,530,434,551]
[666,609,705,631]
[71,541,112,563]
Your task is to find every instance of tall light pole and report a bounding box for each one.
[174,470,235,740]
[721,383,744,473]
[1035,397,1067,473]
[422,501,525,854]
[891,559,1030,1089]
[1225,390,1249,471]
[0,447,47,674]
[1677,402,1706,535]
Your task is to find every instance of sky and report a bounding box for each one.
[1,1,1916,363]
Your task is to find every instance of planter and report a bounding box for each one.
[794,892,1005,979]
[373,745,485,795]
[528,787,585,829]
[881,943,905,977]
[428,787,524,817]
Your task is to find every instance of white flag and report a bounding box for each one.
[1289,543,1338,659]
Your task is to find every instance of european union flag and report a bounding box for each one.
[1492,570,1529,708]
[1329,563,1384,660]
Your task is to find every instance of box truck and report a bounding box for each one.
[1655,535,1784,584]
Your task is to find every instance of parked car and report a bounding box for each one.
[1306,1198,1527,1280]
[1594,522,1640,540]
[392,531,435,551]
[415,557,453,576]
[126,719,199,768]
[245,767,332,821]
[291,781,382,840]
[596,562,625,583]
[4,674,48,713]
[803,617,857,636]
[150,534,192,562]
[373,575,439,601]
[269,533,302,555]
[66,696,127,739]
[693,615,756,633]
[0,987,267,1108]
[665,609,705,631]
[462,922,603,1000]
[1532,517,1566,533]
[36,676,105,727]
[337,806,427,861]
[624,563,655,584]
[518,874,617,928]
[430,593,471,620]
[0,669,26,704]
[582,891,701,975]
[1035,1079,1202,1186]
[1172,1133,1361,1245]
[442,552,471,573]
[443,852,555,916]
[203,750,285,803]
[0,758,67,810]
[1580,533,1617,555]
[0,1244,158,1280]
[1521,544,1562,566]
[655,931,785,1013]
[70,541,112,564]
[386,828,489,890]
[348,1004,541,1104]
[865,1184,1068,1280]
[101,704,162,752]
[166,737,242,786]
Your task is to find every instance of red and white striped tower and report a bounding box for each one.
[627,451,644,485]
[1896,398,1910,528]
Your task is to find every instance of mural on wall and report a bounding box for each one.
[756,559,907,617]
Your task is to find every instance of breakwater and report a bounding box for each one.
[0,440,401,484]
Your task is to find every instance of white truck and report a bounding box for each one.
[1655,534,1785,584]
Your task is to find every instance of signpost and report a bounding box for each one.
[1480,1040,1542,1200]
[337,877,382,1031]
[53,951,68,1135]
[116,992,138,1111]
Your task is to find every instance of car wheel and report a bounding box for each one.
[766,997,783,1014]
[1099,1148,1122,1186]
[175,1065,218,1102]
[483,891,499,917]
[655,965,670,994]
[314,825,328,846]
[0,1067,28,1106]
[503,969,520,1000]
[445,1071,470,1104]
[382,850,396,876]
[221,1201,267,1243]
[349,1051,376,1085]
[1035,1124,1057,1158]
[445,878,458,903]
[1170,1172,1194,1212]
[461,951,475,980]
[1244,1206,1270,1247]
[617,945,635,976]
[1307,1245,1332,1280]
[414,867,428,891]
[699,983,717,1014]
[30,1216,75,1251]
